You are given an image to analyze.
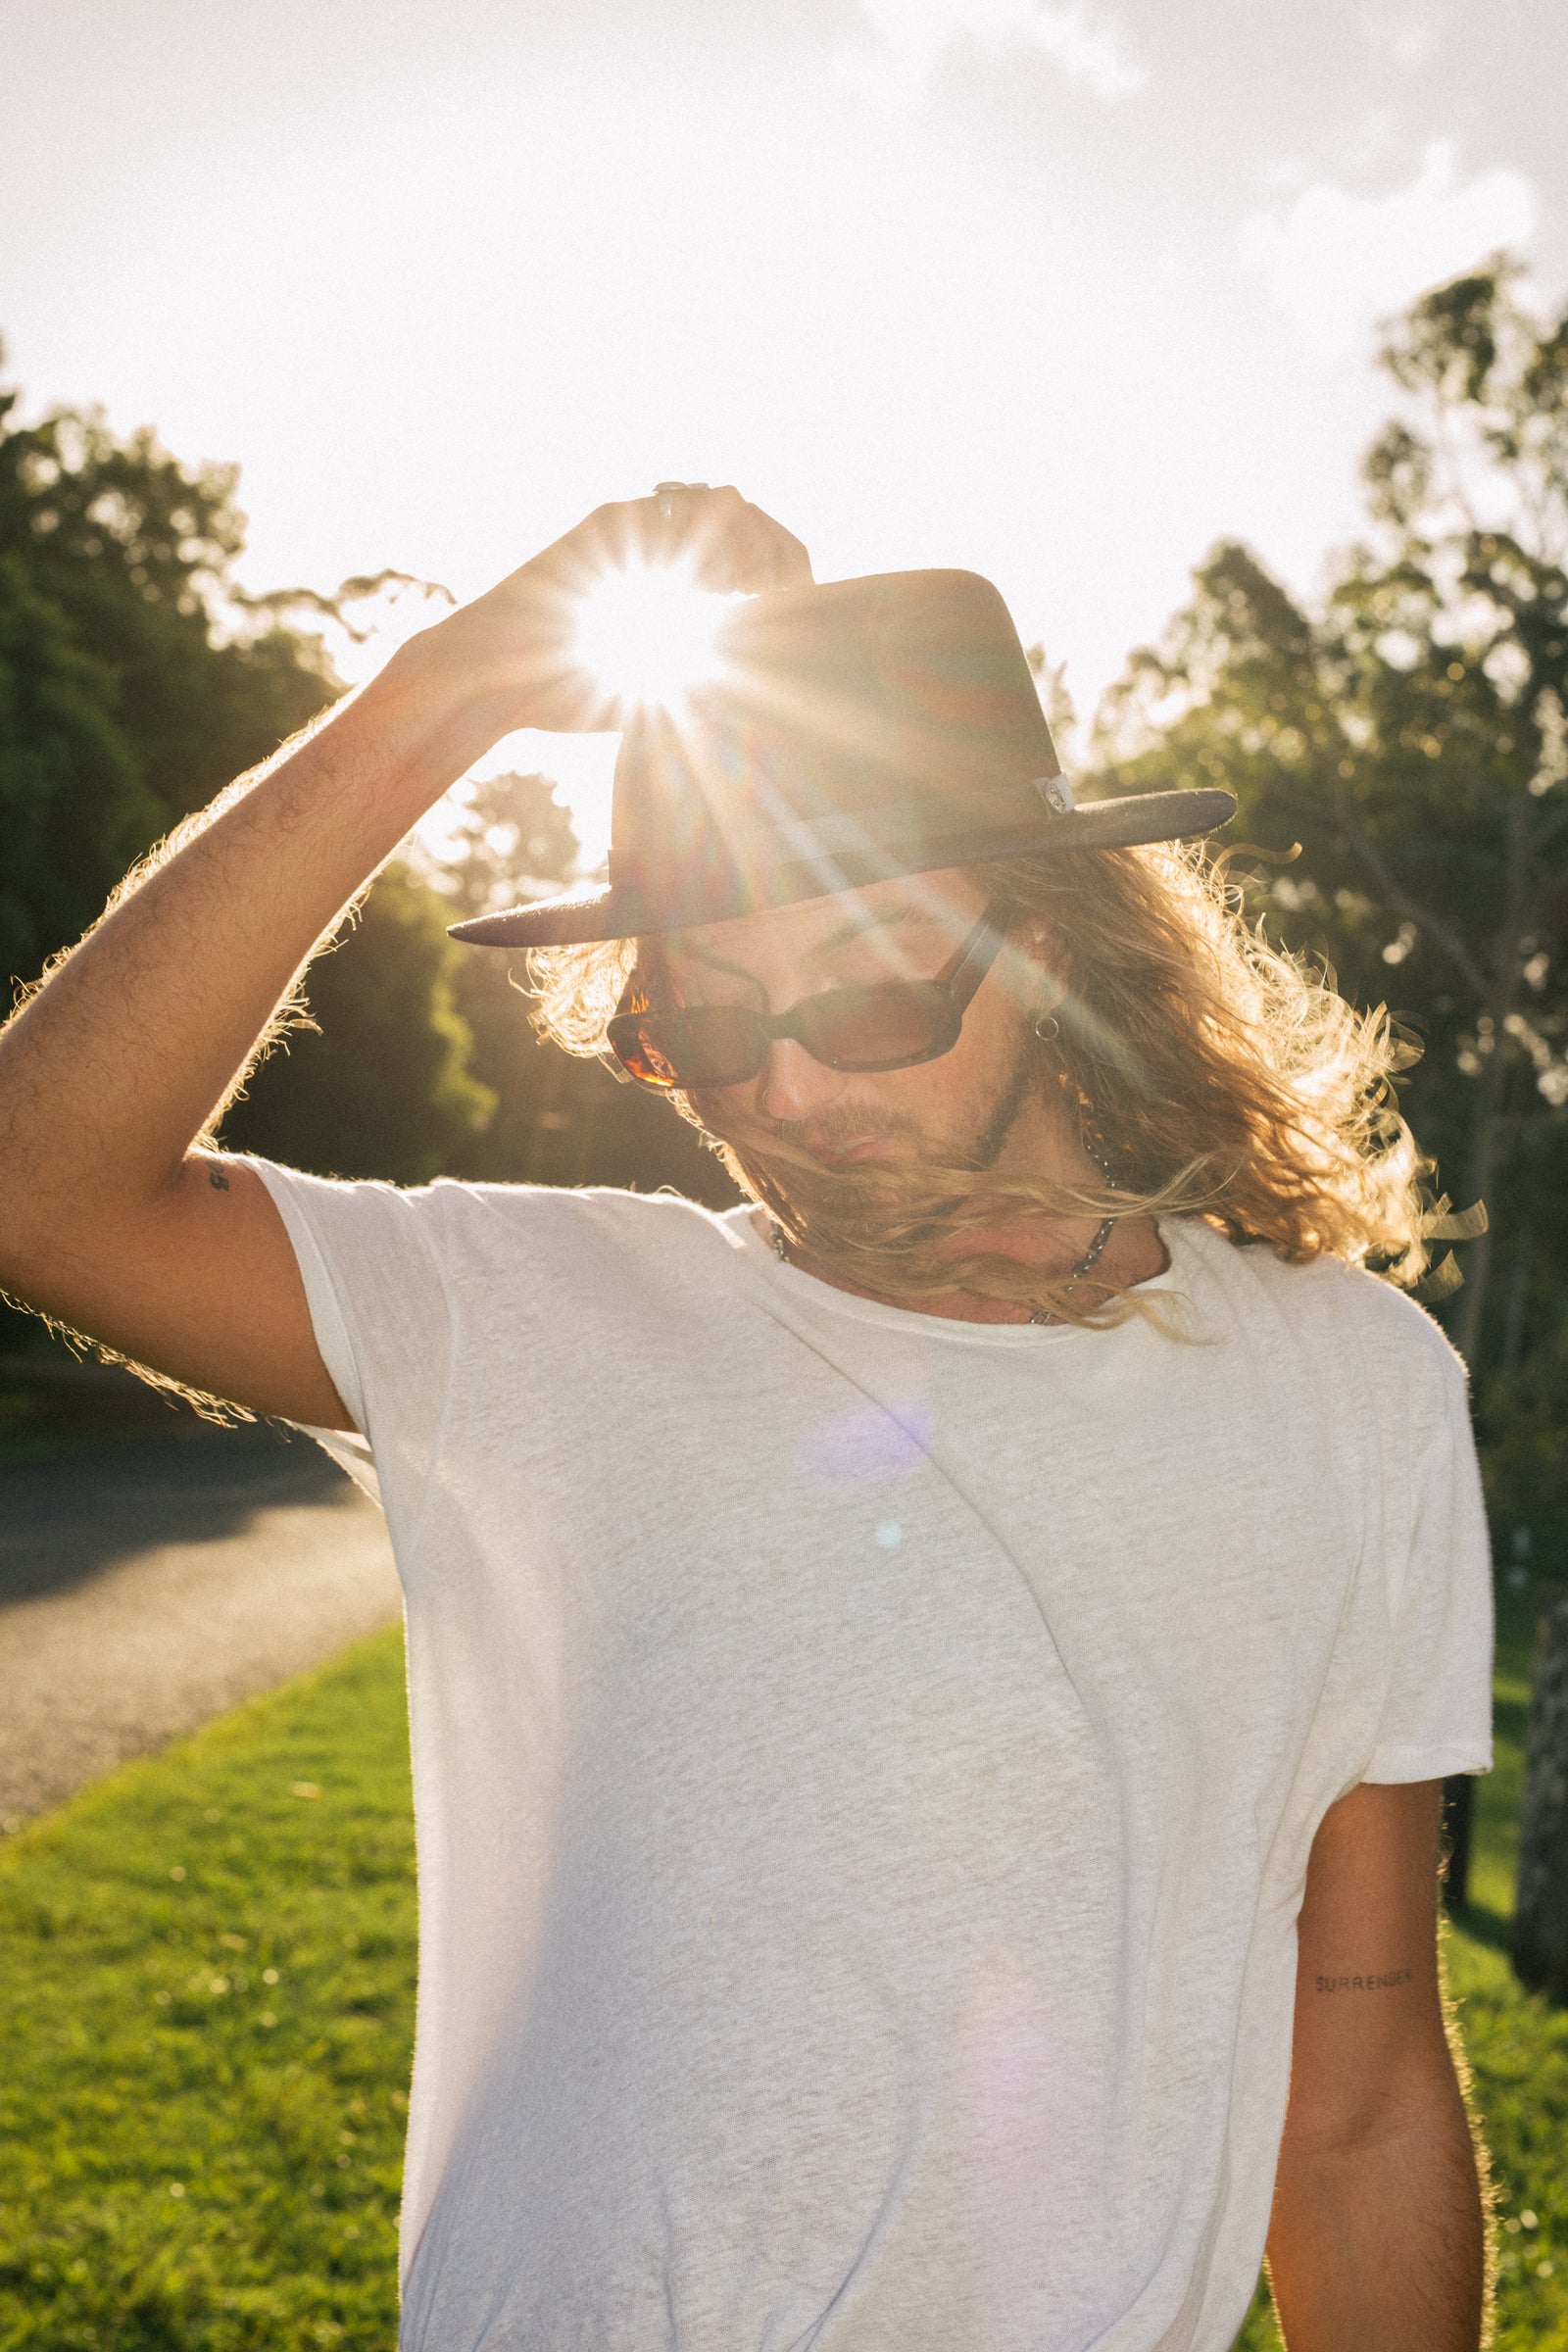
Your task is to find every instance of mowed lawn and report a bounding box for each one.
[1,1592,1564,2351]
[0,1632,415,2350]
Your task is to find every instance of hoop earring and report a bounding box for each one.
[1034,1011,1059,1042]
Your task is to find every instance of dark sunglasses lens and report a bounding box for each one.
[612,1007,767,1089]
[795,984,952,1071]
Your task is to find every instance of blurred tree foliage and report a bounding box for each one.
[219,866,495,1187]
[424,768,582,925]
[0,384,338,980]
[0,551,155,978]
[1090,257,1568,1512]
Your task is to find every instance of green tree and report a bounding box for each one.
[423,770,583,925]
[0,384,339,925]
[219,864,494,1187]
[1092,256,1568,1384]
[0,552,155,981]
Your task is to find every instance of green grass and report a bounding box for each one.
[1,1595,1564,2348]
[0,1630,415,2350]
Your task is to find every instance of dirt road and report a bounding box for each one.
[0,1423,400,1828]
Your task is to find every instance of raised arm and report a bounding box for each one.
[0,489,810,1429]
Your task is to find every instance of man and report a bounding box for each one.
[0,485,1494,2350]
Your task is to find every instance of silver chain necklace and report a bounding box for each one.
[1030,1140,1117,1322]
[765,1141,1119,1323]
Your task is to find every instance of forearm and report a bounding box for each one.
[1266,2082,1489,2352]
[0,641,489,1289]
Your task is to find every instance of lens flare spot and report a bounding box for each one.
[571,563,740,709]
[795,1399,932,1491]
[875,1519,904,1549]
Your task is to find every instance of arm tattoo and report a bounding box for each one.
[208,1166,230,1193]
[1315,1968,1413,1993]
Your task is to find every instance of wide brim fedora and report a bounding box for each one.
[450,568,1236,950]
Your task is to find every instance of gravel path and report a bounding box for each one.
[0,1423,400,1829]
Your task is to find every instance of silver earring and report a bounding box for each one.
[1034,1011,1059,1042]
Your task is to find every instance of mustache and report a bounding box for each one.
[772,1104,924,1155]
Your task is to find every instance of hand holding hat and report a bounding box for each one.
[403,484,812,741]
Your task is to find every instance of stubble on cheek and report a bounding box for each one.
[963,1035,1039,1172]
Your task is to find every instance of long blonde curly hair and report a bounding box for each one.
[527,840,1437,1327]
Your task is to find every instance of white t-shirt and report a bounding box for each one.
[249,1165,1494,2352]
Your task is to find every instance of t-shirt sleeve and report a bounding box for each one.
[242,1156,453,1508]
[1362,1317,1494,1784]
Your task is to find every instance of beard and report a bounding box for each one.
[693,1026,1118,1317]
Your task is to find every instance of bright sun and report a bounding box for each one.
[570,563,743,710]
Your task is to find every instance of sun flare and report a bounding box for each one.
[570,563,742,710]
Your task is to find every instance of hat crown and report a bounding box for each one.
[609,568,1060,920]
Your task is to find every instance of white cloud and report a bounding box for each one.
[849,0,1148,103]
[1244,138,1538,364]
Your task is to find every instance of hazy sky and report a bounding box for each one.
[2,0,1563,861]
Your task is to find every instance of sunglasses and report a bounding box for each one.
[607,901,1010,1092]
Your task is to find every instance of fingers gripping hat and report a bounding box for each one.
[449,569,1236,949]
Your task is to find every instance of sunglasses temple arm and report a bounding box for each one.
[946,908,1010,1011]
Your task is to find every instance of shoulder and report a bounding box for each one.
[421,1178,738,1247]
[409,1177,750,1291]
[246,1159,745,1291]
[1178,1220,1468,1400]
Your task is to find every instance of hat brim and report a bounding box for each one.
[448,786,1238,950]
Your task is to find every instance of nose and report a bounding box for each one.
[760,1038,842,1125]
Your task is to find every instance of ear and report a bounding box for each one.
[1023,918,1071,988]
[998,926,1068,1027]
[1014,920,1067,978]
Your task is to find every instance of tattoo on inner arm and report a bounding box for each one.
[1315,1968,1413,1993]
[208,1167,230,1193]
